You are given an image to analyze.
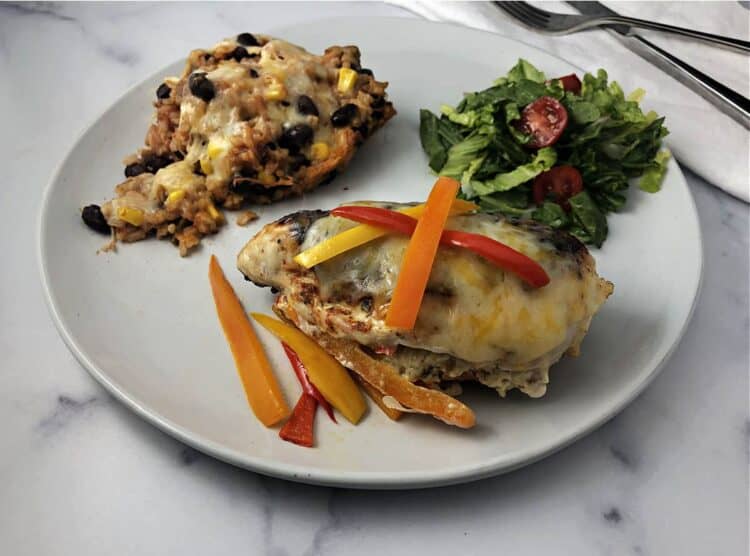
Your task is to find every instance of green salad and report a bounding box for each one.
[419,59,670,246]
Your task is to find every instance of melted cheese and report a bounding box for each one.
[161,36,346,196]
[295,203,612,366]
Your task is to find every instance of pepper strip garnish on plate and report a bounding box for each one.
[354,375,403,422]
[208,255,290,426]
[283,343,336,423]
[386,177,459,329]
[293,198,478,269]
[251,313,366,424]
[312,334,476,429]
[279,393,317,448]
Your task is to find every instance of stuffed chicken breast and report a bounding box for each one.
[238,202,613,425]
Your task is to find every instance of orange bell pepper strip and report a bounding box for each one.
[354,375,403,421]
[208,255,290,427]
[279,393,317,447]
[293,198,477,269]
[251,313,367,425]
[386,177,460,329]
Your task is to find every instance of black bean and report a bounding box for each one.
[156,82,171,100]
[81,205,111,234]
[280,100,290,107]
[249,69,259,78]
[358,68,373,76]
[142,154,171,173]
[188,72,215,102]
[360,296,373,313]
[278,124,314,153]
[296,95,318,117]
[231,178,266,196]
[239,167,258,179]
[331,103,358,127]
[257,141,278,164]
[237,33,259,47]
[124,162,146,178]
[230,46,250,62]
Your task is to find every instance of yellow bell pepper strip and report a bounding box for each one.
[355,374,403,421]
[293,198,477,269]
[386,177,459,329]
[208,256,290,427]
[251,313,367,425]
[282,342,336,423]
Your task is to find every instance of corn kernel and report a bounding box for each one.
[310,142,330,161]
[200,157,213,175]
[264,82,287,102]
[206,137,230,159]
[117,206,145,227]
[337,67,358,93]
[258,171,274,185]
[207,202,221,221]
[165,189,186,207]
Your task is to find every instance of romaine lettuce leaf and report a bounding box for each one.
[470,148,556,195]
[639,149,671,193]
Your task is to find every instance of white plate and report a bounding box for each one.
[38,18,702,489]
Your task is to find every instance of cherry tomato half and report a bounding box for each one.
[555,74,582,94]
[533,165,583,211]
[517,96,569,148]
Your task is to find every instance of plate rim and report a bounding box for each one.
[37,16,704,489]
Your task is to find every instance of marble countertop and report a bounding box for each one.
[1,2,747,555]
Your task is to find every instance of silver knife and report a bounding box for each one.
[568,1,750,129]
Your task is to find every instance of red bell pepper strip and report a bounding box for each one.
[330,206,550,288]
[279,393,317,447]
[282,342,337,423]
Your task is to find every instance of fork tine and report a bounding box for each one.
[509,2,550,26]
[513,1,551,23]
[495,2,550,28]
[494,3,533,25]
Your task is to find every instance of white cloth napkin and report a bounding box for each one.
[387,1,750,201]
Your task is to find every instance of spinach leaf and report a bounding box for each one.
[569,191,608,247]
[532,202,570,229]
[419,109,447,172]
[478,188,530,216]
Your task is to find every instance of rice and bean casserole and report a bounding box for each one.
[82,33,395,255]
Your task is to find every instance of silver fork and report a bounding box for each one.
[495,1,750,53]
[495,1,750,129]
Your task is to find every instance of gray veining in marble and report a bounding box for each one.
[0,3,747,556]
